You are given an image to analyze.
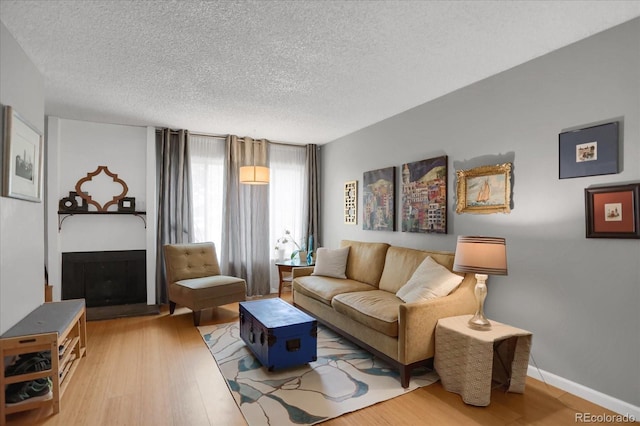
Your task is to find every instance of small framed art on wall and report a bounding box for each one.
[559,122,619,179]
[585,183,639,239]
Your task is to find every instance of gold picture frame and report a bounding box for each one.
[456,163,512,214]
[344,180,357,224]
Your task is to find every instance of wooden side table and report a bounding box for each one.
[434,315,532,406]
[275,259,314,297]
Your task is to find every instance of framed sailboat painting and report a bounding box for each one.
[456,163,512,214]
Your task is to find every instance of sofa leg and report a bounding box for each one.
[400,365,411,388]
[169,301,176,314]
[193,310,202,326]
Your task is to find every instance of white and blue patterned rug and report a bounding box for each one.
[199,321,439,425]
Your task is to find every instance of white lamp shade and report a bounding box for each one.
[239,166,269,185]
[453,236,508,275]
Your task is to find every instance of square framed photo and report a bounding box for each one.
[2,106,43,202]
[559,122,619,179]
[118,197,136,212]
[456,163,512,214]
[585,183,639,239]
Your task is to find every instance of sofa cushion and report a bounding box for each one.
[293,275,375,306]
[395,256,464,303]
[378,246,456,293]
[311,247,350,279]
[340,240,390,286]
[332,290,401,337]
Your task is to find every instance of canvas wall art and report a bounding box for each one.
[363,167,395,231]
[401,156,448,233]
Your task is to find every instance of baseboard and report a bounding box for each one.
[527,365,639,419]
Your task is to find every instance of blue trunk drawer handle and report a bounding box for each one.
[286,338,301,352]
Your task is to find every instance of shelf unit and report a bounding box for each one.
[57,210,146,230]
[0,300,87,425]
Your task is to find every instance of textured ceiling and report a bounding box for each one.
[1,1,639,144]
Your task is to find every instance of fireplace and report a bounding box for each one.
[62,250,146,308]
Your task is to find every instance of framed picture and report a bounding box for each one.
[585,183,639,239]
[456,163,512,214]
[401,156,447,233]
[2,106,43,202]
[344,181,357,225]
[118,197,136,212]
[559,122,619,179]
[363,166,395,231]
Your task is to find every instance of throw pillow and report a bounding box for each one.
[311,247,350,279]
[396,256,464,303]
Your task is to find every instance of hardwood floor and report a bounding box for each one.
[5,295,621,426]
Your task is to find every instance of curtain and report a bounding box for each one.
[155,128,193,304]
[221,135,270,296]
[268,143,306,290]
[190,134,225,251]
[304,144,320,255]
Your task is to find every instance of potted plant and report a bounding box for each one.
[276,230,305,261]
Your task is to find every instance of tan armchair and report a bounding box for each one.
[163,242,246,326]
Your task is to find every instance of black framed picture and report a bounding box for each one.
[585,183,639,239]
[118,197,136,212]
[559,122,619,179]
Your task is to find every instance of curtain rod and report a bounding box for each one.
[157,128,306,147]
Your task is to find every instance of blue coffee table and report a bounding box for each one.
[239,298,317,370]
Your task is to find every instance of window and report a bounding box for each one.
[189,137,306,292]
[269,144,306,259]
[190,135,225,251]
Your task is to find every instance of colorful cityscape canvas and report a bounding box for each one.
[401,156,448,233]
[363,167,395,231]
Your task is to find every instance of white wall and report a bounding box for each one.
[0,22,46,334]
[45,118,156,304]
[321,19,639,410]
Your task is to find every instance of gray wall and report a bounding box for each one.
[0,21,46,333]
[320,19,639,406]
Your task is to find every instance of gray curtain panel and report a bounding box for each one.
[304,144,320,254]
[221,135,271,296]
[155,128,193,304]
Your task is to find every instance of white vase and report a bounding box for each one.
[275,249,285,261]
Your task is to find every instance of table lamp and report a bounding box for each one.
[453,236,508,330]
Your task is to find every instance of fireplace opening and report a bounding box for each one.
[62,250,146,308]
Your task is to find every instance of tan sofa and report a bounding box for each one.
[292,240,477,387]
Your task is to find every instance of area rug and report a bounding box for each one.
[198,321,439,426]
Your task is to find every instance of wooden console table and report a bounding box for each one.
[0,300,87,425]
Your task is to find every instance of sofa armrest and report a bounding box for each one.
[292,266,314,279]
[397,275,477,363]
